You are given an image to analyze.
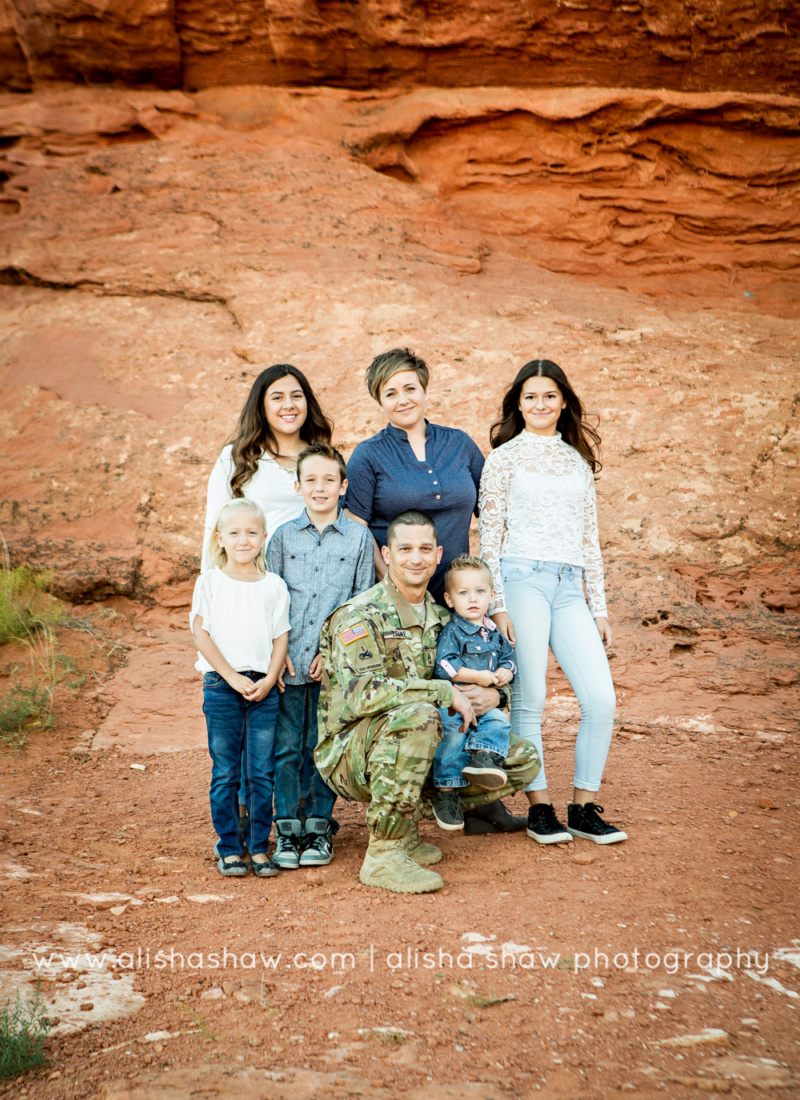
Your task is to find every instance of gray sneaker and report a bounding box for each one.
[273,819,302,869]
[299,817,334,866]
[433,789,465,831]
[461,750,507,790]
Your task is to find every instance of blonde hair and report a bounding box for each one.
[206,498,267,572]
[445,554,493,591]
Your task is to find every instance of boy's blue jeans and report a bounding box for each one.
[433,706,511,789]
[203,671,278,857]
[273,682,337,824]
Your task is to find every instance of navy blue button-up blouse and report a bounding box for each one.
[344,421,485,603]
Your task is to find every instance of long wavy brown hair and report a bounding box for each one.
[489,359,602,474]
[228,365,333,497]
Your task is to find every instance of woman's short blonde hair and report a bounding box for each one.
[205,498,267,573]
[365,348,429,402]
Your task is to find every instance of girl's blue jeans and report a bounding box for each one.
[501,558,616,793]
[433,707,511,788]
[273,682,337,825]
[203,671,279,856]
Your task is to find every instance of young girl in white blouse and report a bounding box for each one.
[191,498,290,876]
[479,359,627,846]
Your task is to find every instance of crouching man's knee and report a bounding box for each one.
[505,736,542,793]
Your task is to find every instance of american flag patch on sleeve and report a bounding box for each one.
[339,622,369,646]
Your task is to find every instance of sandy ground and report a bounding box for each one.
[0,598,798,1100]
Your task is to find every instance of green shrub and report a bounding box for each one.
[0,564,56,645]
[0,683,53,746]
[0,987,49,1080]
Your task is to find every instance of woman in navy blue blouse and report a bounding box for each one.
[345,348,485,605]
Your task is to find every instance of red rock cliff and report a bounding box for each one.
[1,0,798,93]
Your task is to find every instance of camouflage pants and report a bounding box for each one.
[327,703,541,840]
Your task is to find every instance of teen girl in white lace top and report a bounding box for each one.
[479,360,627,846]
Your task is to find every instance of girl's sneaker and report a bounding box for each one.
[273,819,302,869]
[526,802,572,844]
[567,802,627,844]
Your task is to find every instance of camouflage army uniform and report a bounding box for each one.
[316,574,540,841]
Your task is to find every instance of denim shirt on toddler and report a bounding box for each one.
[433,613,516,683]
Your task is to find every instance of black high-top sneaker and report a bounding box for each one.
[526,802,572,844]
[567,802,627,844]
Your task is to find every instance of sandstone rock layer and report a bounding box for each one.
[0,84,797,736]
[1,1,799,94]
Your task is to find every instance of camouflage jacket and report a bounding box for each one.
[315,574,455,778]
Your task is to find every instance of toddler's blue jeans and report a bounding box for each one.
[433,707,511,789]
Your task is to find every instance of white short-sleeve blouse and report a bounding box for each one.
[190,568,291,674]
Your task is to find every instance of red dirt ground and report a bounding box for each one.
[1,599,798,1100]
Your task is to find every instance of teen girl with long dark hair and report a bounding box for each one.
[203,364,333,566]
[479,359,627,846]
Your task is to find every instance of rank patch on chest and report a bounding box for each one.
[339,622,370,646]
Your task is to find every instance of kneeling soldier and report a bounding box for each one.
[315,509,541,893]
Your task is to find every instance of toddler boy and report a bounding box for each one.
[268,442,374,867]
[432,554,515,831]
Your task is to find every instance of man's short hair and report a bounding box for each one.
[444,554,493,590]
[386,510,438,547]
[296,441,347,482]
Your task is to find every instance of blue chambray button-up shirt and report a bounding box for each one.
[267,509,375,684]
[344,421,484,604]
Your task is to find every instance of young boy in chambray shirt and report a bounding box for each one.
[267,442,374,870]
[432,554,516,832]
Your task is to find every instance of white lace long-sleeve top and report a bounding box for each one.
[478,431,608,618]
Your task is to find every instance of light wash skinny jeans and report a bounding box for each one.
[501,558,616,793]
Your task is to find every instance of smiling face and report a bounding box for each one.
[382,522,442,595]
[296,455,346,517]
[264,375,308,440]
[518,375,567,436]
[444,567,494,623]
[215,508,267,567]
[378,369,427,432]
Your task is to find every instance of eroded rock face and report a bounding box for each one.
[0,85,797,735]
[1,0,799,93]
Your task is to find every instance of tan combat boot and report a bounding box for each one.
[359,837,444,894]
[402,814,443,866]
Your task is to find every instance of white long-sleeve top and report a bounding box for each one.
[478,431,608,618]
[202,444,305,569]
